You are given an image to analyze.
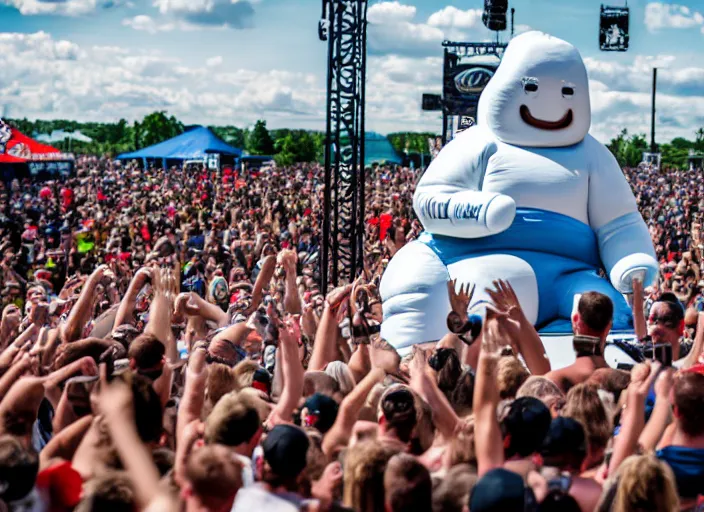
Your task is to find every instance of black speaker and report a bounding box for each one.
[482,0,508,31]
[422,94,443,112]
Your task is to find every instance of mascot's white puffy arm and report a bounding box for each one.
[413,127,517,238]
[586,136,659,292]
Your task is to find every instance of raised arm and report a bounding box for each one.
[322,367,385,457]
[266,318,304,426]
[409,348,460,439]
[280,250,302,315]
[61,265,112,343]
[487,280,550,375]
[247,255,276,315]
[631,278,648,341]
[98,369,174,510]
[682,311,704,369]
[309,285,351,371]
[608,362,661,475]
[176,344,208,444]
[413,128,514,238]
[114,267,152,328]
[144,266,179,362]
[473,309,507,477]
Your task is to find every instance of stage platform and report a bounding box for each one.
[540,331,639,370]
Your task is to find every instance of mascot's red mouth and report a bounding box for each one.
[520,105,573,130]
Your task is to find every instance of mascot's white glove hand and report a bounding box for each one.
[609,253,659,294]
[414,190,516,239]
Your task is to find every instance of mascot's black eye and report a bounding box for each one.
[562,86,574,97]
[524,83,538,92]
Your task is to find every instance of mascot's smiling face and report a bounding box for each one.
[477,31,591,148]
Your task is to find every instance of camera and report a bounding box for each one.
[652,343,673,367]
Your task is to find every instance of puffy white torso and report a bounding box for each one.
[482,134,590,224]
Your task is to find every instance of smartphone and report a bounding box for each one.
[653,343,673,367]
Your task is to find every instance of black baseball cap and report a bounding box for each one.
[501,397,552,458]
[540,417,587,464]
[262,425,310,478]
[302,393,338,434]
[469,468,535,512]
[381,387,416,421]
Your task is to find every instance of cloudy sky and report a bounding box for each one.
[0,0,703,143]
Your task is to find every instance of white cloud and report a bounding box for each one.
[367,2,498,58]
[584,54,704,97]
[151,0,256,29]
[206,56,223,67]
[644,2,704,32]
[122,15,175,33]
[367,1,416,25]
[0,0,128,16]
[1,0,97,16]
[427,6,482,30]
[584,53,704,143]
[0,31,323,128]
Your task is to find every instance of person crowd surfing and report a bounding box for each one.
[0,155,702,511]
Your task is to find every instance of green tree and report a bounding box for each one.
[210,125,246,149]
[274,130,318,165]
[135,111,184,148]
[246,120,275,155]
[607,129,649,167]
[387,132,437,156]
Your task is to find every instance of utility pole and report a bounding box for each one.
[651,68,657,153]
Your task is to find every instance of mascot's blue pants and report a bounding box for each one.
[417,208,634,332]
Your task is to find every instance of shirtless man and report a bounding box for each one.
[545,292,612,393]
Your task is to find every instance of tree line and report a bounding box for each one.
[6,112,435,167]
[607,128,704,169]
[7,111,703,169]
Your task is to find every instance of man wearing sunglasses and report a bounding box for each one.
[647,292,685,363]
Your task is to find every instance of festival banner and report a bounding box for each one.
[443,60,497,116]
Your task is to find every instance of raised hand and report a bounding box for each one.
[481,307,511,360]
[175,292,200,318]
[277,249,298,275]
[2,304,21,329]
[447,279,474,323]
[97,363,134,420]
[369,337,400,375]
[486,279,522,321]
[29,302,49,327]
[409,345,428,380]
[629,361,662,399]
[133,267,153,288]
[325,283,353,313]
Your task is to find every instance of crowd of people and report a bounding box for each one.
[0,155,702,512]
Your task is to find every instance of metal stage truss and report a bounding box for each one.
[319,0,368,289]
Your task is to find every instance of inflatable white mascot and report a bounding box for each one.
[380,31,659,357]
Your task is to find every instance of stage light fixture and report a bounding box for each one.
[482,0,508,32]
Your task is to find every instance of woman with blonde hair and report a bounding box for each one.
[343,440,399,511]
[610,454,679,512]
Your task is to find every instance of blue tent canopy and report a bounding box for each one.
[365,132,402,166]
[117,126,242,161]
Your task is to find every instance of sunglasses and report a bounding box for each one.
[648,313,679,329]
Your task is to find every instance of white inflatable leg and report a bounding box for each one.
[446,254,540,324]
[380,241,451,356]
